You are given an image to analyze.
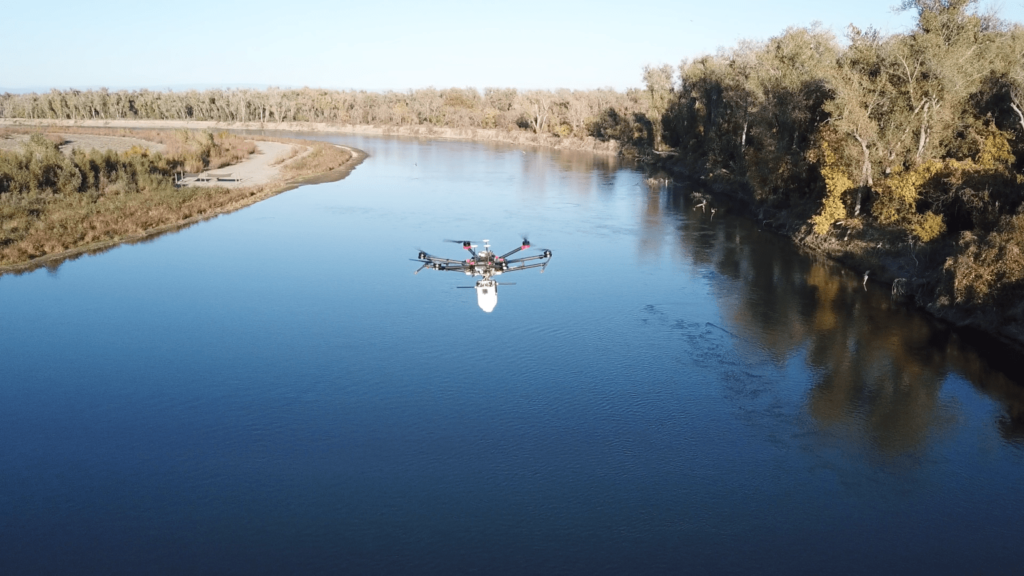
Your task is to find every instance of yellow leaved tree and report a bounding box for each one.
[811,141,854,235]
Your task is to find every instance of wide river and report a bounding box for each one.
[2,134,1022,574]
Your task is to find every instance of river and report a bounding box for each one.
[1,134,1021,574]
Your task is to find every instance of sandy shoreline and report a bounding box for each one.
[0,118,620,155]
[180,140,301,188]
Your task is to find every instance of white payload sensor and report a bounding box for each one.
[475,279,498,313]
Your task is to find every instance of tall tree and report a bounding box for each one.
[642,64,675,149]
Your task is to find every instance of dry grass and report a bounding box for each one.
[946,212,1024,306]
[281,142,351,176]
[159,130,255,172]
[42,133,66,146]
[0,184,264,264]
[272,146,304,166]
[0,126,255,171]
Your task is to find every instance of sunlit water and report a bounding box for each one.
[1,134,1022,574]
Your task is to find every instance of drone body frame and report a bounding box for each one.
[412,239,552,312]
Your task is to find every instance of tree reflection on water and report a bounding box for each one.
[640,181,1024,453]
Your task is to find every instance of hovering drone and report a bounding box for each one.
[413,238,553,312]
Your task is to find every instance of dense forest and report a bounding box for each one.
[657,0,1024,340]
[1,0,1022,340]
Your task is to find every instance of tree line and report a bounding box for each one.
[0,85,649,139]
[659,0,1024,317]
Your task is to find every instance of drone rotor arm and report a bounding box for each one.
[500,262,549,273]
[503,254,547,264]
[499,245,528,259]
[435,263,476,273]
[499,238,534,260]
[416,254,467,265]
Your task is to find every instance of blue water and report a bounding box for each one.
[1,135,1022,574]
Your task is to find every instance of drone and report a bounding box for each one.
[413,238,553,312]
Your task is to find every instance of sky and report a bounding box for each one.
[2,0,1022,92]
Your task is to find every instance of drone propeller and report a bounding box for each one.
[497,282,517,286]
[443,239,476,255]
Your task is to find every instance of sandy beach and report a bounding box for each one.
[180,140,307,188]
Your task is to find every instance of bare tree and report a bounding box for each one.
[520,90,553,134]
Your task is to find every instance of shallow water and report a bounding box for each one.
[1,134,1021,574]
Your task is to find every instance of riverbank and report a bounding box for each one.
[655,164,1024,353]
[0,118,620,155]
[0,129,366,276]
[795,222,1024,353]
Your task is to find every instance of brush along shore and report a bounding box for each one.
[654,163,1024,354]
[0,127,364,274]
[0,118,620,155]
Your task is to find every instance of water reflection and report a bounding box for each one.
[641,182,1024,452]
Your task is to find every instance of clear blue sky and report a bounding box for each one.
[2,0,1021,92]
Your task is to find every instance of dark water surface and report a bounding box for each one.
[2,135,1022,574]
